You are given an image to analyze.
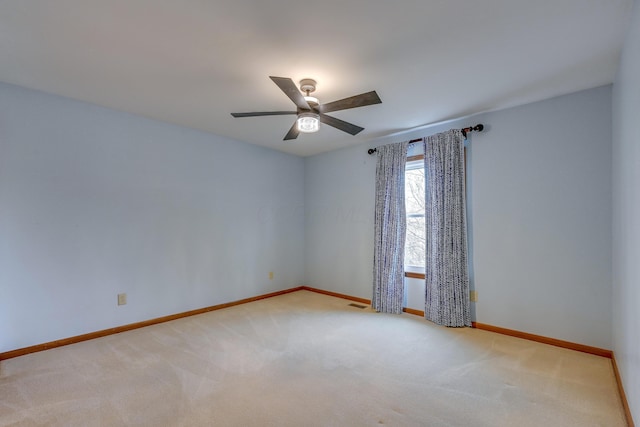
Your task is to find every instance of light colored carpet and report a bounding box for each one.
[0,290,627,426]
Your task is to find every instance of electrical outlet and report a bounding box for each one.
[470,290,478,302]
[268,271,274,280]
[117,293,127,306]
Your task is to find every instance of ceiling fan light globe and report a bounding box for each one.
[297,113,320,133]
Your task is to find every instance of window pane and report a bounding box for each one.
[406,215,425,267]
[405,161,425,267]
[405,167,424,215]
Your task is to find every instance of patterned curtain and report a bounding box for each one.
[372,141,408,314]
[424,130,471,327]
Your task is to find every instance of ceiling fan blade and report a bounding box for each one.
[320,114,364,136]
[270,76,310,110]
[283,121,300,140]
[231,111,296,117]
[319,91,382,114]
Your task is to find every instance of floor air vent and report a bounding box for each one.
[348,303,367,309]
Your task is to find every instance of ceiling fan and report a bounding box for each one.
[231,76,382,140]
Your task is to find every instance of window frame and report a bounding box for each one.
[404,154,426,279]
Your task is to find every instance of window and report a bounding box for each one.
[405,158,425,270]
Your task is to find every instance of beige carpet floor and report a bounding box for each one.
[0,290,627,426]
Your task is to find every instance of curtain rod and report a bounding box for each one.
[367,124,484,155]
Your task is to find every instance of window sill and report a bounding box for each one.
[405,271,425,279]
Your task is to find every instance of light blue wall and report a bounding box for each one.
[612,0,640,421]
[0,82,305,353]
[305,145,376,298]
[305,85,613,349]
[470,86,612,349]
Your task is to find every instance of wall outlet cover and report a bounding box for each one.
[470,290,478,302]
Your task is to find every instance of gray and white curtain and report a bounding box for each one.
[372,142,408,314]
[424,130,471,327]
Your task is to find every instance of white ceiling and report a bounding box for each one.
[0,1,633,157]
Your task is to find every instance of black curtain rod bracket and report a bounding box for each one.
[461,123,484,138]
[367,124,484,155]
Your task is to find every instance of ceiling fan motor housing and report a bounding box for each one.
[299,79,317,95]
